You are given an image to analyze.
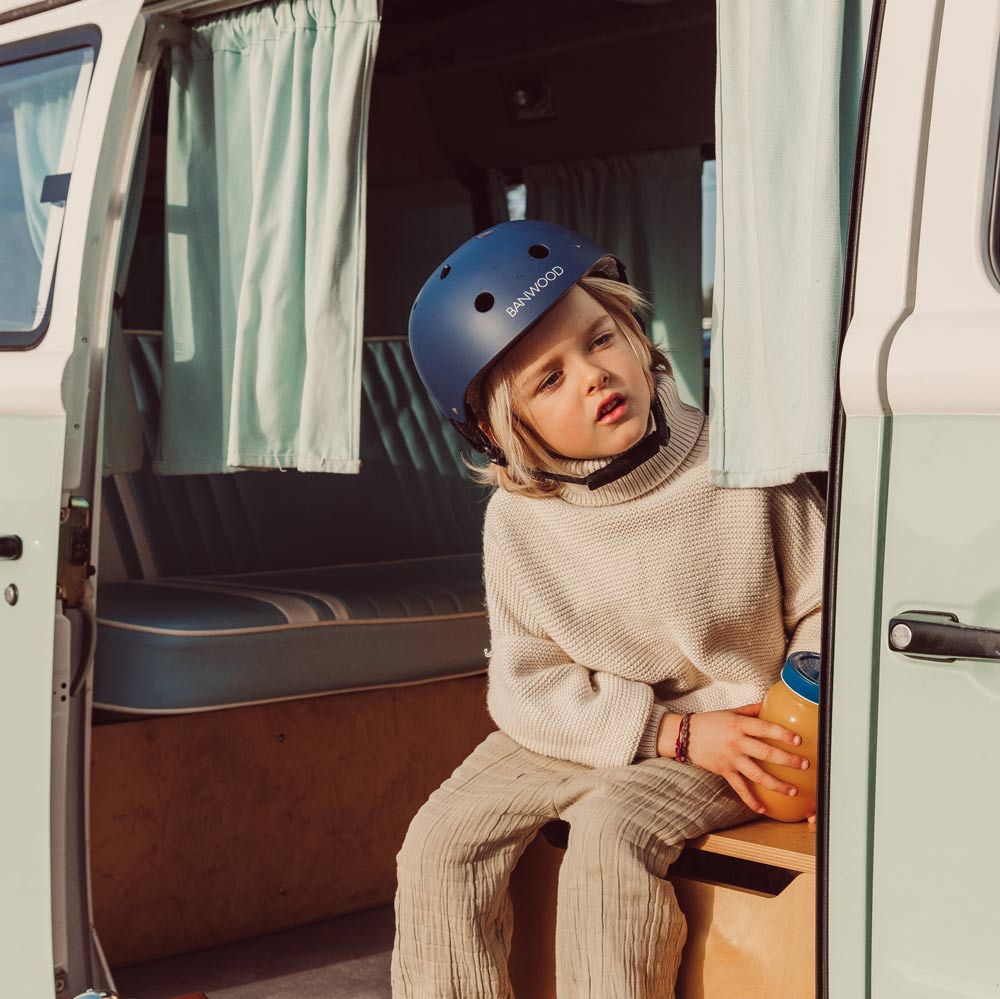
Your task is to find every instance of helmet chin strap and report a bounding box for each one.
[531,395,671,491]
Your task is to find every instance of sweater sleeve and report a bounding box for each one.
[769,475,826,658]
[482,508,656,770]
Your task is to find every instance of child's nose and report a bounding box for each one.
[581,362,609,391]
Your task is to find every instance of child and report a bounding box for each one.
[393,220,825,999]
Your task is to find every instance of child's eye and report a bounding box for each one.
[592,331,614,348]
[539,370,561,392]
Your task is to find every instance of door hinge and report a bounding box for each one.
[57,498,94,609]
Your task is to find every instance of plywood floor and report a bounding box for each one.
[111,905,394,999]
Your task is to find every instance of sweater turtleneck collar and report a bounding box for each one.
[549,371,706,507]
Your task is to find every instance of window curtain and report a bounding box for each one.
[524,148,704,411]
[711,0,872,487]
[5,49,92,332]
[160,0,380,475]
[9,51,89,260]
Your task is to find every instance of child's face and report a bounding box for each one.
[504,284,652,461]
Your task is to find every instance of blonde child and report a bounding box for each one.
[393,220,825,999]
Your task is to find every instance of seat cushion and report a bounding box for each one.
[94,553,488,714]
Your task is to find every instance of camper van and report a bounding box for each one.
[2,0,999,995]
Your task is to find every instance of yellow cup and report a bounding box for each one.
[755,651,820,822]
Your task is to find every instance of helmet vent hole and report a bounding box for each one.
[528,244,550,259]
[474,292,495,313]
[440,265,451,279]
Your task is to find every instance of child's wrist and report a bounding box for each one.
[656,713,684,758]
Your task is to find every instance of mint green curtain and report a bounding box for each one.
[8,51,85,260]
[160,0,380,475]
[3,48,91,332]
[710,0,872,487]
[524,148,704,410]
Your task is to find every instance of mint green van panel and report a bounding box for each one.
[0,414,65,994]
[828,414,891,999]
[0,2,146,989]
[869,414,1000,996]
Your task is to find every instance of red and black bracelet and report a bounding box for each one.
[674,712,693,764]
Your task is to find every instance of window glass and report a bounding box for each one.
[0,46,93,343]
[505,181,526,221]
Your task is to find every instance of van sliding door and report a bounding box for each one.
[0,2,143,995]
[830,2,1000,995]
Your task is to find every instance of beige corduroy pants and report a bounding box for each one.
[391,729,755,999]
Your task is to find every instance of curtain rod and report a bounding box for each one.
[142,0,274,18]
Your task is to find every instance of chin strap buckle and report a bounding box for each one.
[532,395,671,491]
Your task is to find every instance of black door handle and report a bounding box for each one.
[888,610,1000,662]
[0,536,21,560]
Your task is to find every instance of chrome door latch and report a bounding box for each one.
[888,610,1000,662]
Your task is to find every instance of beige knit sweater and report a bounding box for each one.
[482,371,825,770]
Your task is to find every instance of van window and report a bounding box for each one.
[0,44,93,347]
[506,181,527,221]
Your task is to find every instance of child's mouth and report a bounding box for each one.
[597,396,626,423]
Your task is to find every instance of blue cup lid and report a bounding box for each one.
[781,651,821,704]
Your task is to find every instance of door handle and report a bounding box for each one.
[888,610,1000,662]
[0,536,21,560]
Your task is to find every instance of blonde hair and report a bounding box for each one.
[467,256,673,499]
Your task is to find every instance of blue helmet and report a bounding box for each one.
[408,220,624,458]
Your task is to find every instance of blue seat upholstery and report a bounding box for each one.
[96,336,491,716]
[94,554,488,713]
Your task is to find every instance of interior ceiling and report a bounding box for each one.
[377,0,714,74]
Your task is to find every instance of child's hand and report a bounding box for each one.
[685,703,809,815]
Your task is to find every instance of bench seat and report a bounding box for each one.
[94,553,488,715]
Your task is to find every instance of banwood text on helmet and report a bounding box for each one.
[408,219,670,489]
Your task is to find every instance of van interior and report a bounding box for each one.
[88,1,818,996]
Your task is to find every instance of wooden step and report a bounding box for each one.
[686,816,816,874]
[539,815,816,873]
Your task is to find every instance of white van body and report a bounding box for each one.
[2,0,999,995]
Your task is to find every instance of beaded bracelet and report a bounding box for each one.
[674,712,693,764]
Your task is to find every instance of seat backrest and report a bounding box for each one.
[104,335,490,578]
